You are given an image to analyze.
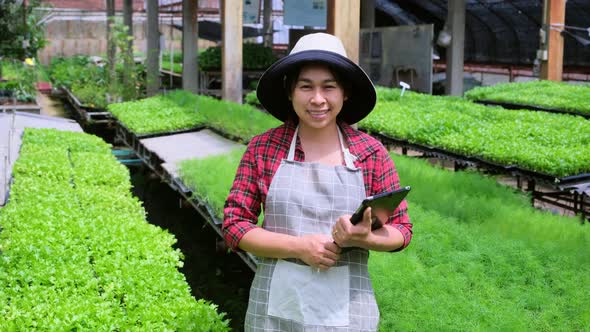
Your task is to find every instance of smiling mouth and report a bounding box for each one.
[308,109,329,118]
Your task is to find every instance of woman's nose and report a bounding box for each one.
[310,89,326,104]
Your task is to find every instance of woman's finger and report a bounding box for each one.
[362,207,372,227]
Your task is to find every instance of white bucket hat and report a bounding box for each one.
[256,33,377,124]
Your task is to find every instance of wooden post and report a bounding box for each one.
[360,0,375,29]
[123,0,133,53]
[182,0,199,93]
[262,0,273,48]
[123,0,134,96]
[146,0,160,96]
[327,0,360,64]
[541,0,565,81]
[221,0,243,103]
[106,0,116,85]
[445,0,465,96]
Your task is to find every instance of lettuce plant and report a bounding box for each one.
[359,92,590,177]
[465,80,590,114]
[0,128,229,330]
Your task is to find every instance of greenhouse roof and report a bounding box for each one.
[377,0,590,66]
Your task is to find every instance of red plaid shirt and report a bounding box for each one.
[223,120,412,252]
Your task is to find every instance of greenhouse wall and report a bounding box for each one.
[41,0,145,11]
[37,10,148,65]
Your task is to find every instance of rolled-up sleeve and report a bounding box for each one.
[223,142,262,251]
[373,148,413,251]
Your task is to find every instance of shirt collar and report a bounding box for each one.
[338,121,377,162]
[269,120,376,162]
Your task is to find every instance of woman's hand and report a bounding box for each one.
[332,207,373,248]
[298,234,342,270]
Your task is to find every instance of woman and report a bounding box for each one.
[223,33,412,331]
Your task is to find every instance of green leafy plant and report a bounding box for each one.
[0,128,230,330]
[162,50,183,63]
[359,89,590,177]
[108,90,206,134]
[176,145,590,331]
[179,147,247,220]
[161,61,183,74]
[0,59,37,102]
[108,18,141,101]
[373,154,590,331]
[108,89,280,139]
[244,90,262,108]
[0,0,48,59]
[199,43,277,71]
[49,53,144,109]
[198,98,280,143]
[49,56,97,88]
[465,80,590,114]
[71,82,108,109]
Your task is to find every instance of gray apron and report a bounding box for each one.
[245,125,380,332]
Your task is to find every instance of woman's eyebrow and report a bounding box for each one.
[296,77,338,84]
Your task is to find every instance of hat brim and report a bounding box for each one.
[256,50,376,124]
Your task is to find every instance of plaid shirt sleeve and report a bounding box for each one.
[369,147,412,251]
[349,127,412,252]
[222,124,292,251]
[222,139,263,251]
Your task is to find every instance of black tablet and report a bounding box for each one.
[350,186,411,226]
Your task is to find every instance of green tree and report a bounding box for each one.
[108,18,140,101]
[0,0,47,78]
[0,0,48,59]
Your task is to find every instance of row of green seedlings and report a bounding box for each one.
[161,44,277,74]
[107,89,280,141]
[49,56,144,109]
[358,87,590,178]
[161,50,190,74]
[0,128,229,331]
[465,80,590,114]
[177,146,590,331]
[111,86,590,178]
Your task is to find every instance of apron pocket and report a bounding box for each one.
[267,259,350,327]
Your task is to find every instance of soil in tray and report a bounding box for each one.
[130,168,253,330]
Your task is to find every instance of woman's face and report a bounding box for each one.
[290,64,347,130]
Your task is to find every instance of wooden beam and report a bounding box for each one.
[327,0,360,64]
[106,0,116,85]
[123,0,134,96]
[146,0,161,96]
[445,0,465,96]
[221,0,243,103]
[360,0,375,29]
[541,0,565,81]
[123,0,133,52]
[262,0,273,48]
[182,0,199,93]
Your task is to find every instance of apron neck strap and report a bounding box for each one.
[287,125,356,168]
